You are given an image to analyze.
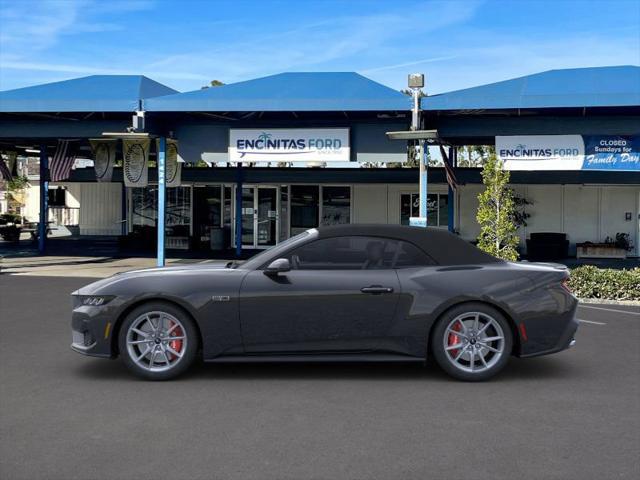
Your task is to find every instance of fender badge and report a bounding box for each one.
[211,295,230,302]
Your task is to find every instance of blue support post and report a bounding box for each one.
[157,137,166,267]
[38,145,48,254]
[235,163,243,257]
[447,146,455,233]
[419,140,428,224]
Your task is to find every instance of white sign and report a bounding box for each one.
[496,135,585,170]
[90,139,116,182]
[229,128,350,163]
[409,217,427,228]
[122,138,150,187]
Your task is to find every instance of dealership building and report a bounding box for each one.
[1,66,639,259]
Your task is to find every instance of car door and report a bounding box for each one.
[239,236,402,353]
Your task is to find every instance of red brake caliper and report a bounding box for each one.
[168,321,183,360]
[448,322,461,357]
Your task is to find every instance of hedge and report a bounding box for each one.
[568,266,640,301]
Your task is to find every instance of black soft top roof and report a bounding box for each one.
[317,224,501,265]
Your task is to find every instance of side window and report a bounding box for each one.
[287,236,396,270]
[394,241,435,268]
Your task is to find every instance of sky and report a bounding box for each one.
[0,0,639,94]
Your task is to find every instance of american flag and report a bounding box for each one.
[49,140,78,182]
[0,157,12,181]
[439,145,458,190]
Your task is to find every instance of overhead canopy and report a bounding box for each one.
[422,66,640,111]
[0,75,178,113]
[145,72,411,112]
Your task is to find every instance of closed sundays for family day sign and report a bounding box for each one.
[496,135,640,171]
[229,128,350,162]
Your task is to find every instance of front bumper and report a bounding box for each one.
[70,304,117,358]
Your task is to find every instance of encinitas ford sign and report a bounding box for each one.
[229,128,350,162]
[496,135,585,170]
[497,135,640,171]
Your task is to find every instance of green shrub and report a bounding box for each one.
[568,265,640,301]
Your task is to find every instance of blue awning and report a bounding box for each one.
[0,75,178,113]
[145,72,411,112]
[422,66,640,111]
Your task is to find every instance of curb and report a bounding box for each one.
[578,298,640,306]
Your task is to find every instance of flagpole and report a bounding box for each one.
[38,144,48,254]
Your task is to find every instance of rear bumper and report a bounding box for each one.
[517,296,579,358]
[519,317,578,358]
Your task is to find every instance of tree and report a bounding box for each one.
[201,80,225,89]
[457,145,495,167]
[476,153,519,261]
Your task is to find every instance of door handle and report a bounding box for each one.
[360,286,394,294]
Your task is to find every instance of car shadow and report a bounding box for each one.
[73,355,580,383]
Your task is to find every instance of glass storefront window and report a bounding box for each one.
[400,193,419,225]
[400,193,449,227]
[321,186,350,226]
[131,187,157,229]
[193,186,221,248]
[426,193,438,226]
[439,194,449,228]
[290,185,319,235]
[130,186,191,249]
[280,186,289,241]
[223,186,232,228]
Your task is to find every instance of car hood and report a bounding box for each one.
[72,263,238,295]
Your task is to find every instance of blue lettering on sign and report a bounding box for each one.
[236,131,344,158]
[582,136,640,171]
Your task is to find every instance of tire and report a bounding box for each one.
[431,303,512,381]
[118,301,198,380]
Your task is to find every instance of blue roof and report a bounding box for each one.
[145,72,411,112]
[422,66,640,111]
[0,75,178,113]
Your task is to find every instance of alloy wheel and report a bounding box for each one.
[442,311,506,374]
[125,311,187,373]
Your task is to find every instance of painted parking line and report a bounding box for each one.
[578,318,607,326]
[579,305,640,316]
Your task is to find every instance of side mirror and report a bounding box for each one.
[264,258,291,275]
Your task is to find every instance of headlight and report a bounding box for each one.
[76,295,115,307]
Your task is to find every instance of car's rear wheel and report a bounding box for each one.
[431,303,512,381]
[118,302,198,380]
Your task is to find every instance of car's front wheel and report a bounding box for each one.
[118,302,198,380]
[431,303,512,381]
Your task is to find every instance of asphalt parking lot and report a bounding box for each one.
[1,275,638,480]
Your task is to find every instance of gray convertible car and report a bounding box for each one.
[71,224,578,381]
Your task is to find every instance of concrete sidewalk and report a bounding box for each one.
[0,255,228,277]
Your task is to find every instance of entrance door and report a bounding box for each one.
[257,187,278,247]
[238,186,279,248]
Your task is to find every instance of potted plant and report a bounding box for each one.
[576,233,633,259]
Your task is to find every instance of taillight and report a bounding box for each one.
[561,277,572,294]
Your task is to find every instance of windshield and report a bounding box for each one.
[241,229,316,270]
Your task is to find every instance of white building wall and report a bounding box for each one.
[78,182,122,235]
[457,184,483,242]
[599,186,639,255]
[562,186,599,255]
[352,185,388,223]
[455,183,640,257]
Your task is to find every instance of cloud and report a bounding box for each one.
[0,60,209,81]
[361,56,459,74]
[0,0,153,55]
